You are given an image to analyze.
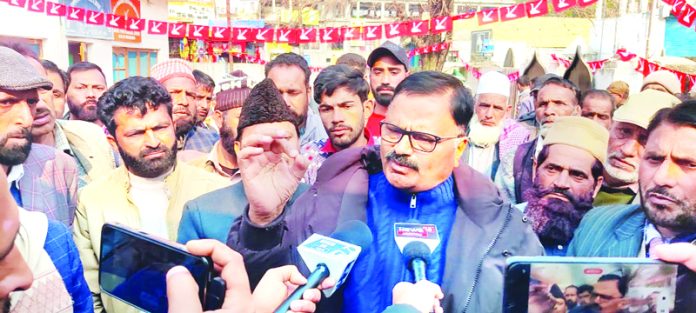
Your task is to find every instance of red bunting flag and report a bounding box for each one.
[478,8,500,25]
[615,48,636,61]
[168,23,186,38]
[453,11,476,20]
[297,28,317,43]
[210,27,230,41]
[578,0,598,6]
[677,4,696,27]
[231,28,251,42]
[552,0,576,12]
[408,20,429,36]
[46,2,67,16]
[8,0,26,8]
[551,54,571,67]
[341,27,361,41]
[526,0,549,18]
[662,0,675,4]
[188,25,209,39]
[320,27,341,42]
[253,28,274,42]
[275,28,298,43]
[500,4,525,22]
[85,10,105,25]
[508,71,520,82]
[106,13,126,29]
[672,0,687,15]
[385,22,407,38]
[27,0,45,12]
[588,59,608,73]
[362,25,382,40]
[66,6,85,21]
[689,74,696,89]
[635,57,647,75]
[126,17,145,31]
[430,16,452,34]
[147,20,167,35]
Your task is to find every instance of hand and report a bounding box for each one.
[167,240,253,313]
[392,281,444,313]
[238,131,309,225]
[652,242,696,272]
[253,265,335,313]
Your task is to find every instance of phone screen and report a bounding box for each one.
[503,257,689,313]
[99,224,212,313]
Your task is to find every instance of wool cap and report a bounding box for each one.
[543,116,610,165]
[641,70,681,95]
[607,80,630,98]
[215,87,251,112]
[0,47,52,91]
[476,71,510,98]
[150,58,195,84]
[613,89,681,130]
[237,78,298,135]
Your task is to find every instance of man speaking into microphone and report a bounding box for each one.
[227,72,543,312]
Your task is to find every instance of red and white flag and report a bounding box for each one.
[453,11,477,20]
[298,28,317,43]
[106,13,126,29]
[275,28,298,44]
[362,25,382,40]
[320,27,341,42]
[500,4,525,22]
[27,0,45,12]
[508,71,521,82]
[689,74,696,89]
[615,48,636,61]
[210,27,230,40]
[551,0,576,12]
[46,2,67,16]
[232,28,252,42]
[672,0,687,15]
[8,0,26,8]
[127,17,145,31]
[430,16,452,34]
[188,25,209,39]
[253,28,274,42]
[588,59,608,73]
[147,20,167,35]
[85,10,105,25]
[677,4,696,27]
[578,0,598,6]
[385,22,408,38]
[341,27,361,41]
[662,0,675,4]
[477,8,500,25]
[168,23,186,38]
[408,20,428,36]
[526,0,549,18]
[66,6,85,21]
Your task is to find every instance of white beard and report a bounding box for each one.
[468,117,503,148]
[604,154,639,184]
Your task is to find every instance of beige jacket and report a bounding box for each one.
[55,120,117,188]
[73,163,230,312]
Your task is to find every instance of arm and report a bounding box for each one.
[46,220,94,313]
[177,200,202,244]
[72,200,104,312]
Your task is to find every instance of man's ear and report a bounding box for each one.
[363,99,375,121]
[234,140,241,155]
[453,136,468,167]
[106,134,120,155]
[592,175,604,198]
[572,104,581,116]
[213,110,223,129]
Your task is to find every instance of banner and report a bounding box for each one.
[111,0,141,43]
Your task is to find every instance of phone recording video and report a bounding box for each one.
[99,223,222,313]
[504,257,685,313]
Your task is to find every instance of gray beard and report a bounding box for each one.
[468,118,503,147]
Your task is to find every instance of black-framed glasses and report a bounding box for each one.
[380,121,464,153]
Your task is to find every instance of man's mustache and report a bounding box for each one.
[385,151,419,171]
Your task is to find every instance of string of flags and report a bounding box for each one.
[665,0,696,29]
[460,58,522,82]
[407,42,451,58]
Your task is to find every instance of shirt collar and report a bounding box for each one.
[7,164,24,188]
[53,122,74,156]
[206,141,240,181]
[320,128,374,154]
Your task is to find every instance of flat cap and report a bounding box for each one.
[0,47,52,91]
[613,89,680,130]
[543,116,609,165]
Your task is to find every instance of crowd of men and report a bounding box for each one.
[1,37,696,313]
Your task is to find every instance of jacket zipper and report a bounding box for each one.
[460,205,513,312]
[409,194,417,209]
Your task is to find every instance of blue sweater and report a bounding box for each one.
[344,173,457,312]
[45,220,93,313]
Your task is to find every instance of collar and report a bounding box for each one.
[206,141,240,179]
[6,164,24,189]
[320,128,374,154]
[534,136,544,158]
[53,122,74,156]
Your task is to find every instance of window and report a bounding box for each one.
[408,4,421,17]
[112,47,158,83]
[0,36,42,58]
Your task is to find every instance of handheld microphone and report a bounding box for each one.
[273,220,373,313]
[393,222,441,282]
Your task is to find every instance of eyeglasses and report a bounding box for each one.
[592,292,621,301]
[380,121,464,153]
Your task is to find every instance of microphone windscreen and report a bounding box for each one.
[331,220,374,250]
[402,241,432,264]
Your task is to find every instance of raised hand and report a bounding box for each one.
[238,130,309,226]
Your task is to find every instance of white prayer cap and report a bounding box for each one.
[476,71,510,98]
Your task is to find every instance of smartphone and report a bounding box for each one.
[99,223,224,313]
[503,257,681,313]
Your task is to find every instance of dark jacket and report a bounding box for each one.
[227,146,543,313]
[513,138,537,204]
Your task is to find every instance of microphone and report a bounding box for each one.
[393,222,441,282]
[403,241,431,282]
[273,220,373,313]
